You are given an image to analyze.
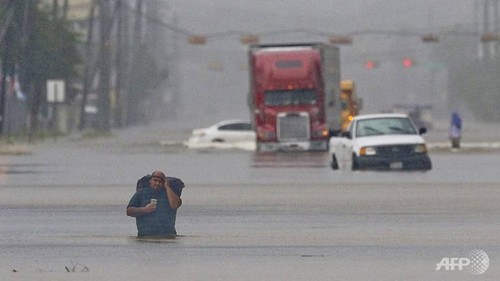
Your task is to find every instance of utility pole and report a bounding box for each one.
[169,11,181,118]
[0,0,16,136]
[145,0,161,121]
[495,0,499,57]
[62,0,69,20]
[119,0,130,128]
[114,0,124,128]
[20,0,35,139]
[132,0,144,70]
[126,0,143,126]
[478,0,499,60]
[0,43,9,136]
[78,0,96,130]
[97,0,112,131]
[52,0,58,20]
[484,0,491,60]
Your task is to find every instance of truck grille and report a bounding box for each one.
[277,113,309,141]
[377,145,414,158]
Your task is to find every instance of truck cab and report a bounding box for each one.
[248,43,341,152]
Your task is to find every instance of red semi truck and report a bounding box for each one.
[248,43,341,152]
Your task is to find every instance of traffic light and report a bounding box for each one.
[364,60,378,69]
[421,34,439,43]
[402,57,414,68]
[240,34,259,45]
[481,33,499,43]
[188,35,207,45]
[329,36,353,45]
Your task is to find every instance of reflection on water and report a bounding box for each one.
[252,152,329,168]
[0,163,46,174]
[183,140,256,151]
[133,236,177,243]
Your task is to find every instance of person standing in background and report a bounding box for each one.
[449,112,462,149]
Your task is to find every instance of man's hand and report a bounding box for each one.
[144,202,157,213]
[126,203,156,217]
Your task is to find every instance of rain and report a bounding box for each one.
[0,1,499,280]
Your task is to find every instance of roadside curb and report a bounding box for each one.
[0,144,34,155]
[428,142,500,152]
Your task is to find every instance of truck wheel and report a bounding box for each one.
[352,153,359,170]
[331,154,339,170]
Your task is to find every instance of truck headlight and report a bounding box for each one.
[414,144,427,153]
[360,146,376,156]
[311,129,329,138]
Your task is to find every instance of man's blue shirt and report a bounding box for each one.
[127,186,180,237]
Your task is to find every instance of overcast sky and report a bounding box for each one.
[171,0,475,34]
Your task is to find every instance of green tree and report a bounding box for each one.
[0,2,81,135]
[28,5,81,131]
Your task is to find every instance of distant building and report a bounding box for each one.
[39,0,92,20]
[65,0,93,22]
[39,0,93,36]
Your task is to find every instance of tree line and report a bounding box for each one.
[0,0,168,138]
[1,0,80,137]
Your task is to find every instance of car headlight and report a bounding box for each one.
[414,144,427,153]
[360,146,376,156]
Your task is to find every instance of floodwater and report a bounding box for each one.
[0,121,499,280]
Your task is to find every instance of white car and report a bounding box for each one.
[187,120,255,144]
[329,113,432,171]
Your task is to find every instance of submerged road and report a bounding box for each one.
[0,120,499,280]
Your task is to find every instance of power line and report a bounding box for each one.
[119,1,192,36]
[77,2,494,43]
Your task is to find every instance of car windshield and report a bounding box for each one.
[264,89,317,106]
[355,117,417,138]
[218,122,252,131]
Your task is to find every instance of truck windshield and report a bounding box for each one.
[356,117,417,137]
[264,90,317,106]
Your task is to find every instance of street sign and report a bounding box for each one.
[47,80,65,103]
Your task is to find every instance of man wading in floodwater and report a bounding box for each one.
[126,171,183,238]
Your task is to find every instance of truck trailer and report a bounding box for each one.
[248,43,341,152]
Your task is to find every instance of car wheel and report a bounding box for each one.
[352,153,359,171]
[330,154,339,170]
